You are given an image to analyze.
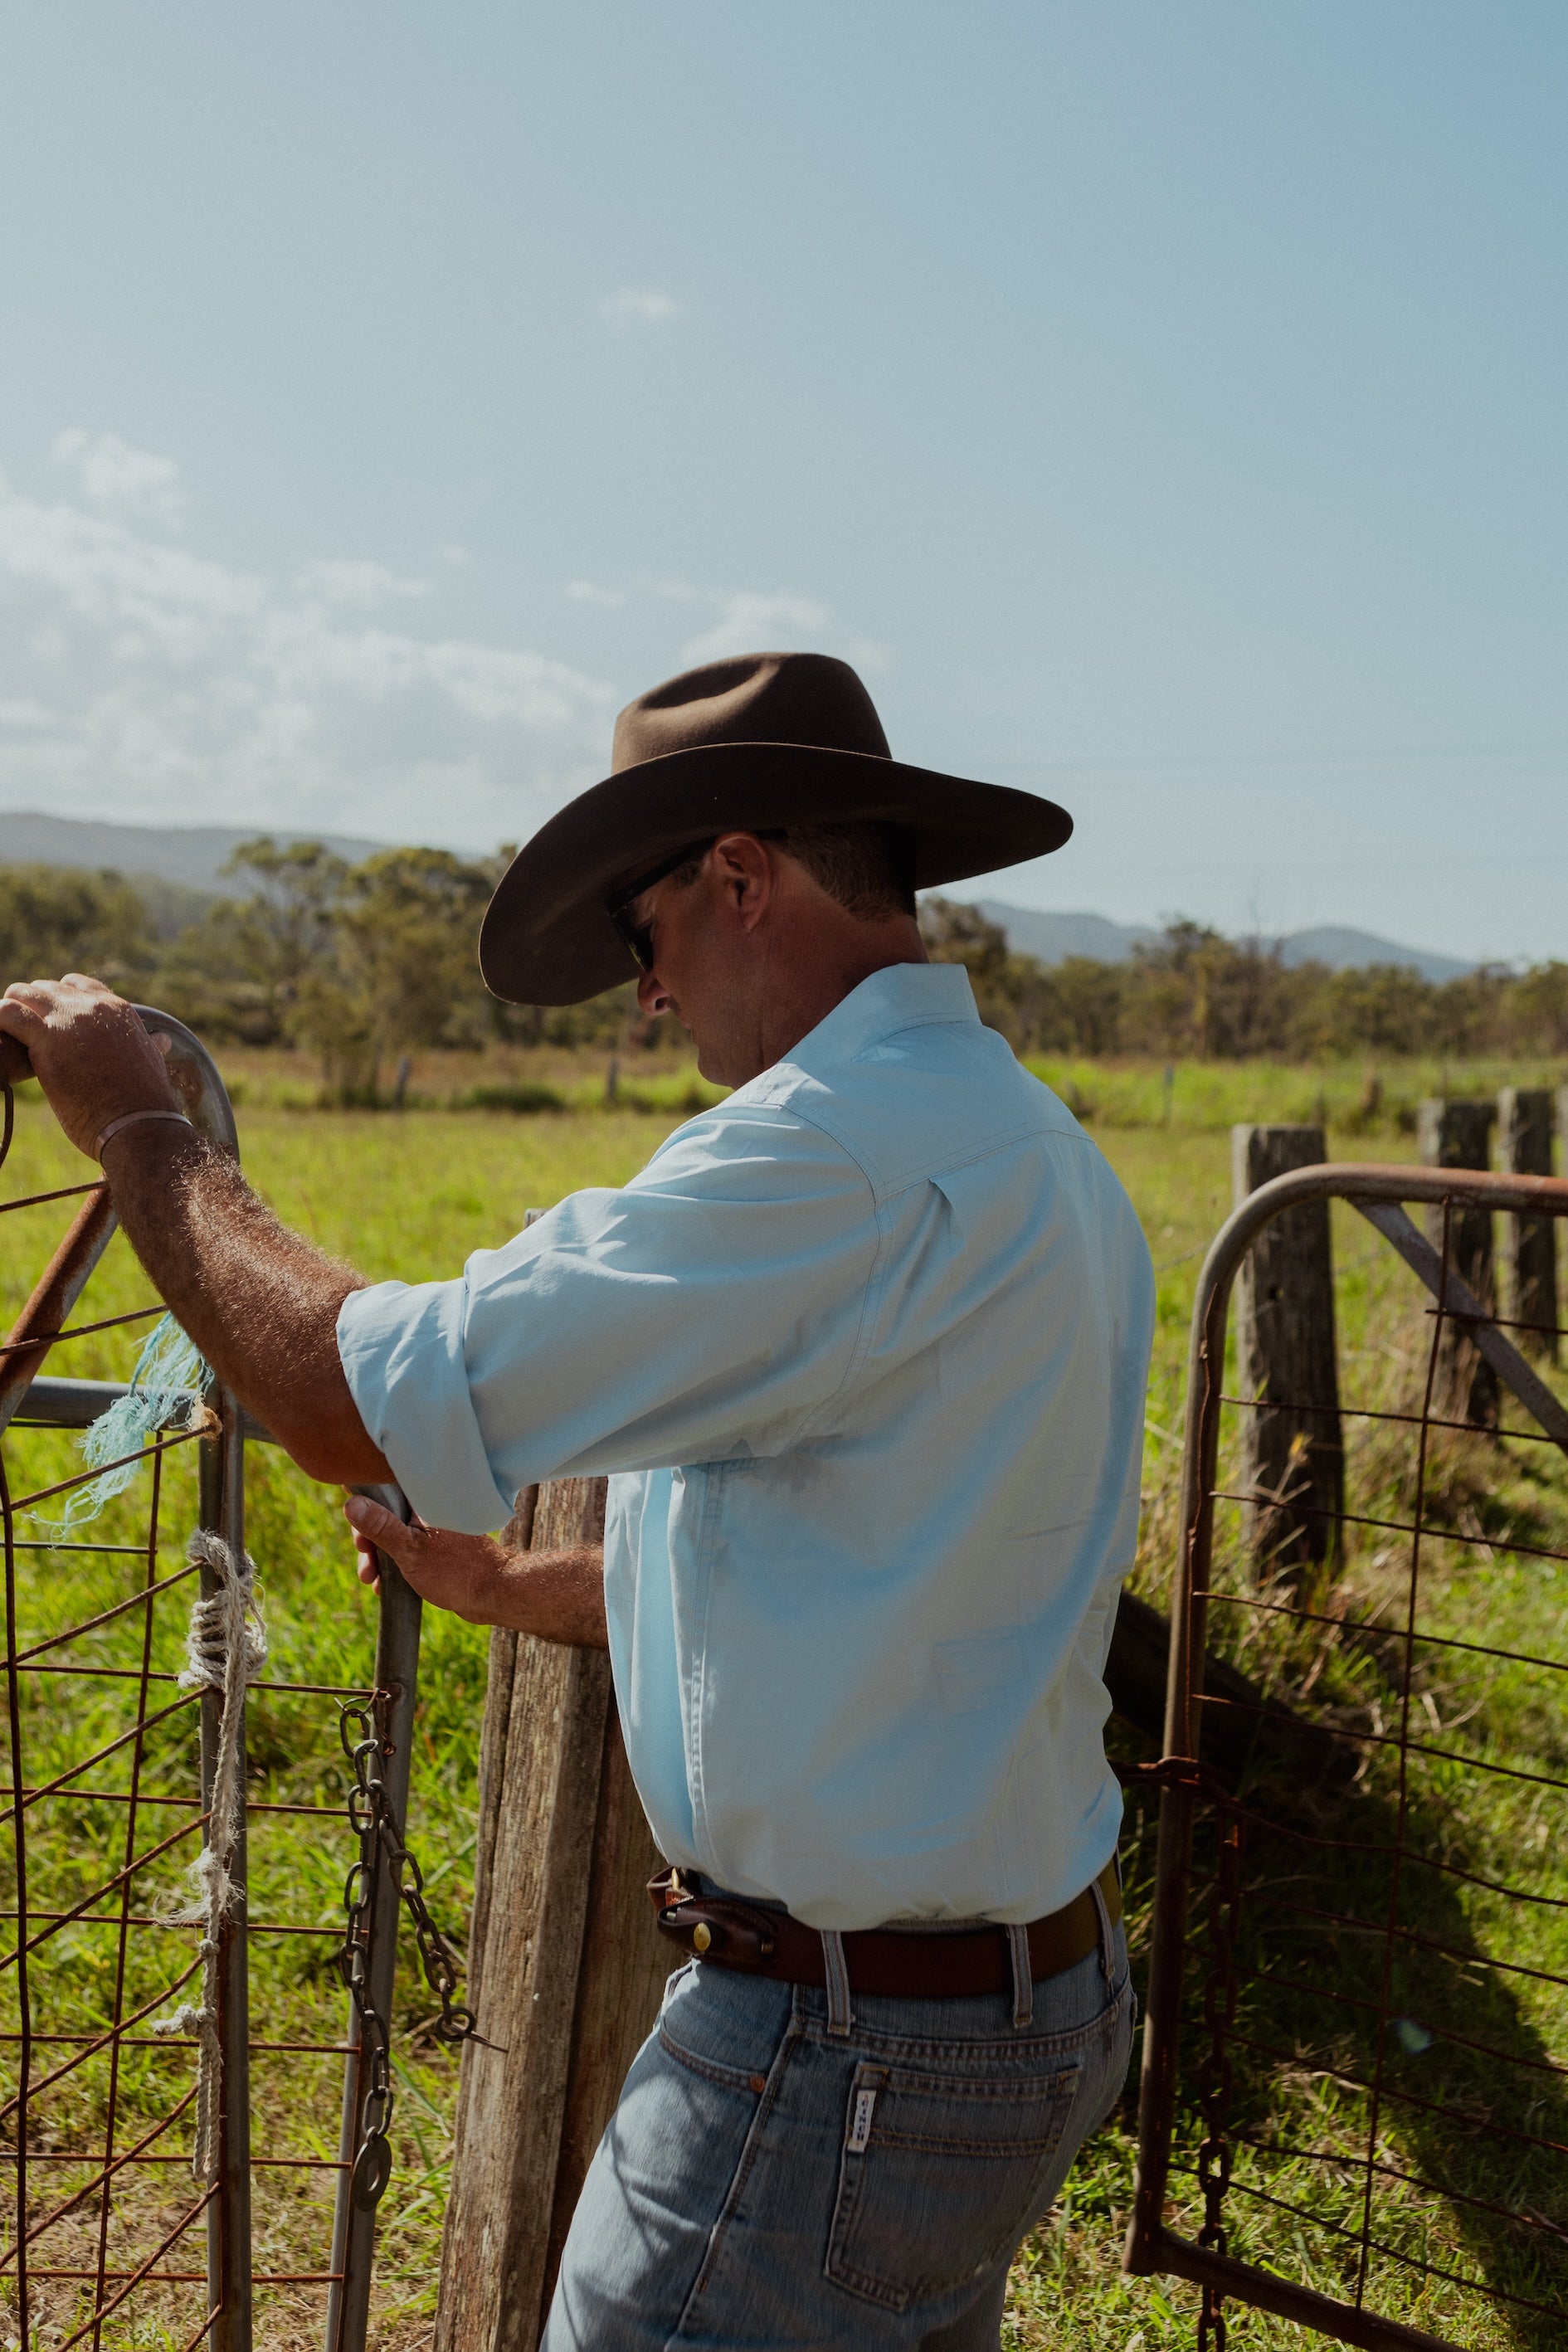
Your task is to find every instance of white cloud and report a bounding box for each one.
[291,558,428,610]
[597,288,679,329]
[51,430,186,532]
[0,459,618,845]
[0,697,53,730]
[676,591,831,666]
[567,578,626,607]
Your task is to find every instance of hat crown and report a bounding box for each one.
[611,650,892,773]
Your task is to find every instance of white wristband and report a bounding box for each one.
[95,1108,195,1163]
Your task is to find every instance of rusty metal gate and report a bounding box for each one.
[0,1011,447,2351]
[1127,1160,1568,2350]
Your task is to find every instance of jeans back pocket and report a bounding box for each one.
[825,2055,1080,2312]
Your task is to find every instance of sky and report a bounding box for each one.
[2,3,1566,961]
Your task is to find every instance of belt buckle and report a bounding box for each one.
[655,1896,779,1968]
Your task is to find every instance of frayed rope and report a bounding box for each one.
[153,1530,267,2182]
[34,1312,211,1534]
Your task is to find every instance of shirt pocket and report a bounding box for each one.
[825,2055,1080,2312]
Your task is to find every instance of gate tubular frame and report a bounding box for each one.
[2,1011,411,2352]
[1125,1160,1568,2352]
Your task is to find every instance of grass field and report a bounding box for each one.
[2,1050,1565,2350]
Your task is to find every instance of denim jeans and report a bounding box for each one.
[543,1897,1133,2350]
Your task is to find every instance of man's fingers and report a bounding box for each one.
[0,979,181,1158]
[0,996,41,1084]
[5,978,90,1011]
[343,1497,397,1595]
[344,1493,397,1538]
[343,1493,416,1562]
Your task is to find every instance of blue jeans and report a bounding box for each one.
[543,1899,1133,2350]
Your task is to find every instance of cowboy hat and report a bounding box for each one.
[479,650,1072,1005]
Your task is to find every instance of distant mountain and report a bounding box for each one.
[971,903,1157,963]
[1273,926,1473,984]
[0,811,387,894]
[971,899,1474,982]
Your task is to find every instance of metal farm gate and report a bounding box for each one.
[0,1011,461,2352]
[1128,1159,1568,2350]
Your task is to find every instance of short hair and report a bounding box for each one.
[658,821,916,920]
[779,822,916,919]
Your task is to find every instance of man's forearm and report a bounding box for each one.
[475,1545,609,1646]
[104,1123,389,1483]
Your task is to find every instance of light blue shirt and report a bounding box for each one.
[338,963,1154,1931]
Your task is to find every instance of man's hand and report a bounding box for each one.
[0,975,181,1159]
[344,1495,608,1648]
[345,1496,507,1621]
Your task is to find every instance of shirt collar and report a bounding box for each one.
[782,960,980,1069]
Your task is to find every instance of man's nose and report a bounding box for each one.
[636,968,673,1018]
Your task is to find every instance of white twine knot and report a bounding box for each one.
[152,1991,225,2179]
[155,1532,267,2181]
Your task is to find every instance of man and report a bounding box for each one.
[2,651,1154,2350]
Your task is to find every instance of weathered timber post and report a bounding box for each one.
[1418,1099,1499,1426]
[1499,1088,1559,1362]
[1232,1125,1344,1580]
[436,1473,674,2352]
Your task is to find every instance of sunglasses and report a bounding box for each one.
[605,840,716,976]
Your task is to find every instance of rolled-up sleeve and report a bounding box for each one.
[335,1102,879,1532]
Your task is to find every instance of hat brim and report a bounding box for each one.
[479,742,1072,1006]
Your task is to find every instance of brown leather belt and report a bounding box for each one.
[647,1858,1120,1999]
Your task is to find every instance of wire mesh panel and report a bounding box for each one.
[1128,1161,1568,2352]
[0,1024,251,2350]
[0,1019,443,2352]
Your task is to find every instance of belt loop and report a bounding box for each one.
[1090,1873,1117,1998]
[1006,1923,1033,2029]
[821,1930,854,2037]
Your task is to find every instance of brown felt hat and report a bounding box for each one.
[479,650,1073,1005]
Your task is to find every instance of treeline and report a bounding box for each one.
[920,899,1568,1062]
[0,844,644,1096]
[3,850,1566,1088]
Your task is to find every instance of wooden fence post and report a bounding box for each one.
[1498,1088,1559,1363]
[435,1472,674,2352]
[1232,1125,1344,1580]
[1418,1099,1498,1426]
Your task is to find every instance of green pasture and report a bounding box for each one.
[2,1059,1566,2349]
[207,1041,1566,1140]
[1023,1052,1566,1137]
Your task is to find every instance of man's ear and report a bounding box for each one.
[710,833,776,933]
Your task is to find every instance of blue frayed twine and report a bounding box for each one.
[36,1312,212,1534]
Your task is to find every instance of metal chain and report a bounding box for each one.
[336,1692,478,2211]
[1195,1806,1244,2352]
